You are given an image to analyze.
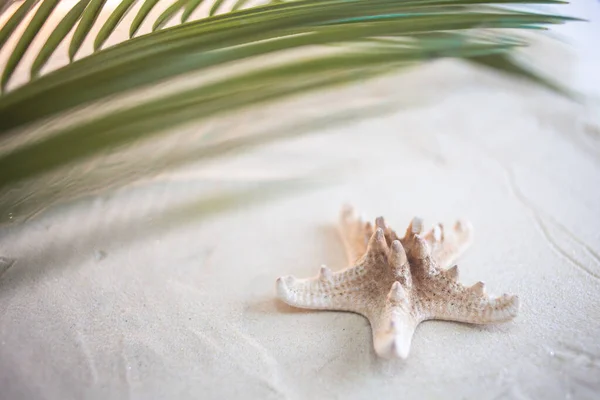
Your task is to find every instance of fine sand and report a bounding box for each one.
[1,2,599,399]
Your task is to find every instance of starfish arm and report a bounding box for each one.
[338,205,403,264]
[423,220,474,268]
[337,204,372,264]
[339,207,471,268]
[276,263,374,313]
[402,233,519,325]
[417,268,520,324]
[277,227,392,314]
[371,282,418,359]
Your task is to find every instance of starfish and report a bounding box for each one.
[275,205,520,359]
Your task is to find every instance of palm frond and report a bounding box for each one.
[208,0,226,16]
[0,1,578,132]
[130,0,161,37]
[29,0,91,77]
[0,0,38,52]
[182,0,206,22]
[94,0,137,50]
[153,0,186,31]
[0,33,562,188]
[1,0,61,90]
[68,0,107,59]
[0,0,581,212]
[0,99,392,224]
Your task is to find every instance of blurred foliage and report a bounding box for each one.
[0,0,580,222]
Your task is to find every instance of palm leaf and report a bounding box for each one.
[0,0,38,52]
[0,0,581,210]
[30,0,91,77]
[208,0,226,16]
[181,0,206,22]
[68,0,108,59]
[94,0,138,50]
[0,1,578,132]
[0,34,547,188]
[0,0,59,90]
[153,0,187,31]
[129,0,161,37]
[0,102,393,224]
[468,51,576,98]
[231,0,250,12]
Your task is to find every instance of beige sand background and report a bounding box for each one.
[1,1,599,399]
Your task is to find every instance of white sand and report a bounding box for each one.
[1,2,599,399]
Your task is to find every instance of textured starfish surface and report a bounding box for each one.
[275,205,520,359]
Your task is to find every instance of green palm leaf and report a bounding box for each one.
[0,1,578,132]
[181,0,206,22]
[0,0,38,52]
[0,34,546,188]
[0,0,59,90]
[208,0,226,16]
[0,0,581,204]
[153,0,187,31]
[129,0,161,37]
[30,0,91,77]
[69,0,108,59]
[231,0,252,12]
[94,0,138,50]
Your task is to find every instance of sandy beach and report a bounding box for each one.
[1,1,599,399]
